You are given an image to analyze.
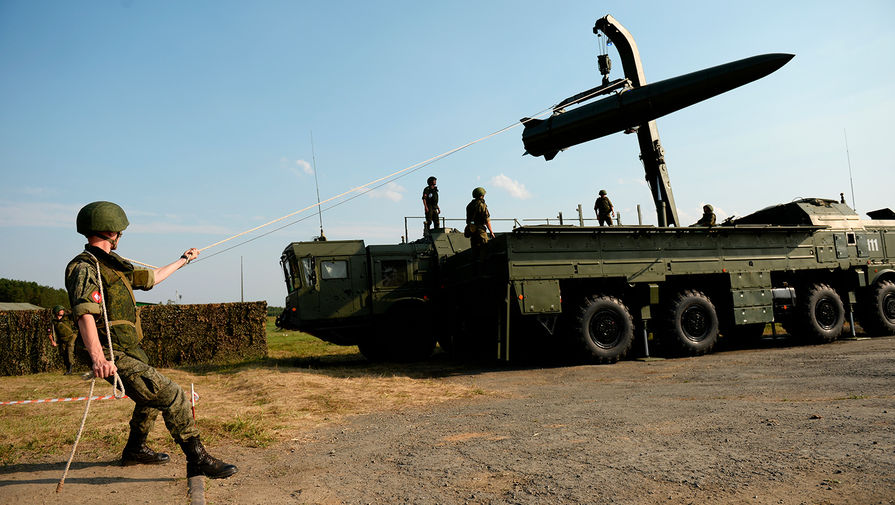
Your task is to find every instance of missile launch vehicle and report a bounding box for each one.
[276,15,895,362]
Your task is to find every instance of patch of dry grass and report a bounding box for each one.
[0,319,491,464]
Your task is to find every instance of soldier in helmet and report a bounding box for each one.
[48,305,78,374]
[693,204,716,227]
[65,201,237,479]
[465,187,494,249]
[594,189,615,226]
[422,176,440,235]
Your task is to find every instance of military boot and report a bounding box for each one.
[121,431,170,466]
[178,436,238,479]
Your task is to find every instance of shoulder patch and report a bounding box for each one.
[90,290,103,304]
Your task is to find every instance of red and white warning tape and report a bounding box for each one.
[1,390,198,407]
[1,394,128,406]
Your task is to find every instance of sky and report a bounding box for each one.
[1,0,893,307]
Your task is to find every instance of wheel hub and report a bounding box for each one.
[590,310,621,349]
[816,298,838,329]
[681,306,708,342]
[883,293,895,323]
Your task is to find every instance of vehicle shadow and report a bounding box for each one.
[178,328,881,380]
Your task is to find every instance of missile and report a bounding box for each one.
[521,53,794,160]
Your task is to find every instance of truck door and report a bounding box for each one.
[308,254,368,320]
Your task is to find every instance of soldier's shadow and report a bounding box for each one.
[0,460,173,487]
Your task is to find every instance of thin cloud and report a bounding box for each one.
[367,182,405,202]
[490,174,532,199]
[0,201,79,228]
[0,200,232,235]
[296,159,314,175]
[286,159,314,177]
[131,222,233,235]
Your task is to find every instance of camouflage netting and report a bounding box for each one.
[0,302,267,376]
[139,302,268,367]
[0,309,59,376]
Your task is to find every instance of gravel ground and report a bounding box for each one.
[3,335,894,505]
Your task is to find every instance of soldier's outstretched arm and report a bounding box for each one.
[77,315,117,378]
[153,248,199,284]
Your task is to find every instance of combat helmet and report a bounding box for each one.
[599,189,607,196]
[703,204,714,212]
[472,187,486,198]
[76,201,129,236]
[52,305,65,315]
[427,176,437,185]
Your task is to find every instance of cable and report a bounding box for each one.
[126,100,588,266]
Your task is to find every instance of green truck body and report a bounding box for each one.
[278,199,895,362]
[276,17,894,362]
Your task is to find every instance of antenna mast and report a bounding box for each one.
[310,131,326,240]
[843,129,857,211]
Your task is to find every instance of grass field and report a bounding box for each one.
[0,317,485,465]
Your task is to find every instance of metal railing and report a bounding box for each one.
[403,211,628,243]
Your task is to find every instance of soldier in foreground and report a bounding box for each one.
[693,204,716,226]
[65,201,237,479]
[594,189,614,226]
[422,176,440,236]
[48,305,78,375]
[465,187,494,249]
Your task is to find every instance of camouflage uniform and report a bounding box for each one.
[52,315,78,373]
[422,185,439,230]
[465,198,491,248]
[594,195,614,226]
[694,205,716,227]
[65,245,199,444]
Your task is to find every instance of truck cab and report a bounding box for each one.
[276,229,471,359]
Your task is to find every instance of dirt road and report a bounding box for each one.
[3,336,894,505]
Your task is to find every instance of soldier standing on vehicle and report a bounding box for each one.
[465,187,494,248]
[48,305,78,375]
[692,204,716,227]
[65,201,237,479]
[594,189,615,226]
[422,176,440,235]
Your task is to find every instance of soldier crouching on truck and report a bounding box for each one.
[65,201,237,479]
[465,187,495,249]
[49,305,78,374]
[692,204,716,227]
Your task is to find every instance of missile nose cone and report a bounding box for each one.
[737,53,795,81]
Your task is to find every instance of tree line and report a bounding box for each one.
[0,278,69,309]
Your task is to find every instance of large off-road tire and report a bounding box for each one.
[358,308,436,362]
[357,337,390,362]
[856,280,895,337]
[661,290,719,356]
[572,295,634,364]
[797,283,845,344]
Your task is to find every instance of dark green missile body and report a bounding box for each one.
[521,53,794,161]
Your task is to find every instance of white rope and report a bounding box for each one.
[86,252,126,398]
[57,253,125,492]
[55,377,95,493]
[120,94,612,268]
